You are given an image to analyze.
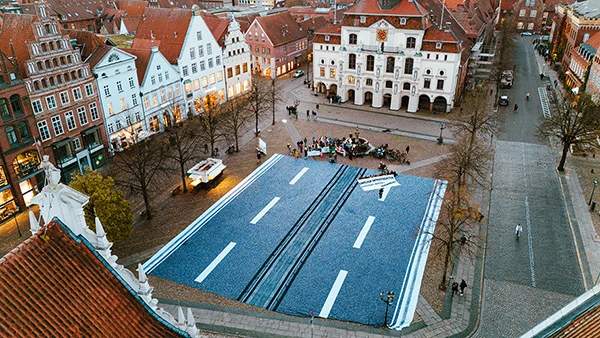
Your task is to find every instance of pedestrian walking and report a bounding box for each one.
[459,279,467,296]
[405,145,410,154]
[451,282,459,296]
[204,143,209,154]
[306,110,310,119]
[256,150,262,164]
[214,148,220,157]
[304,147,308,159]
[294,149,299,159]
[316,103,319,110]
[379,188,384,199]
[515,223,523,239]
[312,110,317,120]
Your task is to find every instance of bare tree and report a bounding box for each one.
[269,78,284,125]
[429,136,491,289]
[453,88,498,149]
[247,76,272,136]
[537,93,600,171]
[109,134,169,220]
[164,117,204,193]
[221,96,252,152]
[198,95,225,155]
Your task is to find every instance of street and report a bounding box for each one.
[474,36,586,337]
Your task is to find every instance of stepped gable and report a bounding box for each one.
[255,12,307,47]
[0,219,188,337]
[132,7,192,63]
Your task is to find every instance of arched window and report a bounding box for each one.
[44,60,51,69]
[36,61,43,71]
[10,95,22,116]
[41,43,47,52]
[385,80,393,88]
[49,41,55,50]
[349,53,356,69]
[0,99,10,120]
[386,57,395,73]
[33,81,40,91]
[53,58,59,67]
[49,77,55,87]
[366,55,375,71]
[404,58,414,74]
[406,37,416,49]
[403,82,411,90]
[41,79,48,88]
[349,33,357,45]
[6,126,17,145]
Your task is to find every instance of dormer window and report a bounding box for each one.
[325,35,330,41]
[360,16,366,23]
[400,18,407,25]
[436,42,442,49]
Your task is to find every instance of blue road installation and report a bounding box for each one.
[144,154,446,329]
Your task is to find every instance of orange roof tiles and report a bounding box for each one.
[128,47,152,84]
[132,7,192,64]
[116,0,148,16]
[345,0,425,16]
[0,13,38,78]
[86,45,113,69]
[316,23,342,35]
[0,220,188,337]
[200,12,229,48]
[255,12,308,46]
[64,29,108,60]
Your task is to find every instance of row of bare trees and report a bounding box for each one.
[107,77,281,220]
[429,88,496,290]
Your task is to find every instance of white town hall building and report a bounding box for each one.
[312,0,464,113]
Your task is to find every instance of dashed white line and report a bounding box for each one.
[250,197,280,224]
[353,216,375,248]
[289,167,309,185]
[521,144,536,287]
[195,242,236,283]
[319,270,348,318]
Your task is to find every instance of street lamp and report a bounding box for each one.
[437,122,446,144]
[379,291,395,328]
[589,177,598,205]
[271,79,276,126]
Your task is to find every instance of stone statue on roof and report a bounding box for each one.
[40,155,61,189]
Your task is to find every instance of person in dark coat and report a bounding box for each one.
[451,282,459,296]
[459,279,467,296]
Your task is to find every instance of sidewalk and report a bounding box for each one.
[533,47,600,290]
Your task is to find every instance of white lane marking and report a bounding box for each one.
[319,270,348,318]
[195,242,236,283]
[353,216,375,248]
[521,144,536,287]
[250,197,280,224]
[289,167,309,185]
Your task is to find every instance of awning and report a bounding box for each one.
[81,125,101,136]
[51,137,72,148]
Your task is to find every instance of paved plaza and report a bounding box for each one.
[144,154,446,328]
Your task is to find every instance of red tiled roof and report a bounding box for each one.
[128,47,152,85]
[584,31,600,50]
[155,0,197,8]
[0,220,187,337]
[255,12,309,46]
[345,0,425,16]
[501,0,519,11]
[315,22,341,35]
[341,14,425,29]
[132,7,192,64]
[0,13,38,78]
[201,12,229,48]
[299,16,328,33]
[63,29,108,60]
[116,0,148,16]
[236,13,259,33]
[86,45,113,68]
[44,0,99,22]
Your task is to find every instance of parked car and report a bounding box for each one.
[499,95,509,106]
[521,32,533,36]
[293,70,305,78]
